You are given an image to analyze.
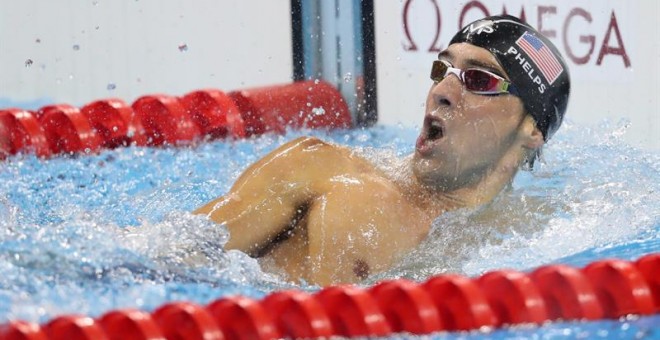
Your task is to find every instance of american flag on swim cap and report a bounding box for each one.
[516,31,563,85]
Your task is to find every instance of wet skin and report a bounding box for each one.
[195,43,544,286]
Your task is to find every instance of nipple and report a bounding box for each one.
[353,259,370,280]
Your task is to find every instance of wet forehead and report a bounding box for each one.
[438,43,507,76]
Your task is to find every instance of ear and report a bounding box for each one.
[519,115,545,149]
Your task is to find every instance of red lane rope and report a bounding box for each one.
[0,253,657,339]
[0,80,352,160]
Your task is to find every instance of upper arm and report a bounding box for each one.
[193,137,348,256]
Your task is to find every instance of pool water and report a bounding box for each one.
[0,118,658,339]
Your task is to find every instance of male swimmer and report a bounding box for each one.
[194,15,570,286]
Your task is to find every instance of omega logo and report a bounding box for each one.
[401,0,631,68]
[402,0,442,52]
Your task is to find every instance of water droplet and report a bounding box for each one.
[343,72,353,82]
[73,44,80,51]
[314,79,320,84]
[25,59,33,67]
[312,107,326,116]
[68,74,74,80]
[178,44,188,52]
[92,1,99,6]
[112,126,119,132]
[306,102,312,107]
[84,148,91,154]
[107,83,116,90]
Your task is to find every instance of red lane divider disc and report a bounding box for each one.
[180,89,246,139]
[423,274,497,331]
[314,285,391,337]
[636,253,660,312]
[369,279,443,334]
[0,109,51,159]
[131,95,201,146]
[530,264,603,321]
[206,296,279,340]
[0,321,47,340]
[228,80,351,136]
[261,290,333,338]
[43,315,108,340]
[98,309,164,340]
[152,302,223,340]
[477,270,548,327]
[583,259,655,317]
[38,104,101,155]
[81,99,148,148]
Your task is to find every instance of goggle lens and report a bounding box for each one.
[430,60,447,82]
[463,69,498,92]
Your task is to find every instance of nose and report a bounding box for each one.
[428,72,463,109]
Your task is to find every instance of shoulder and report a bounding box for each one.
[282,136,329,148]
[275,136,355,161]
[268,136,332,156]
[282,136,343,152]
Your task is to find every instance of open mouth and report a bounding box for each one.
[426,117,444,141]
[416,115,445,155]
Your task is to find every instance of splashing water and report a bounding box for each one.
[343,72,353,82]
[0,120,658,337]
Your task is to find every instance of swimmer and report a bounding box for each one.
[194,15,570,286]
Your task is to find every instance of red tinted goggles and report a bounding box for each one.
[430,60,519,96]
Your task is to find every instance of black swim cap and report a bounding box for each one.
[449,15,570,140]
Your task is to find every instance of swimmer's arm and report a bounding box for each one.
[193,137,337,255]
[195,182,312,256]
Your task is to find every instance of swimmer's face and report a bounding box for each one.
[413,43,542,191]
